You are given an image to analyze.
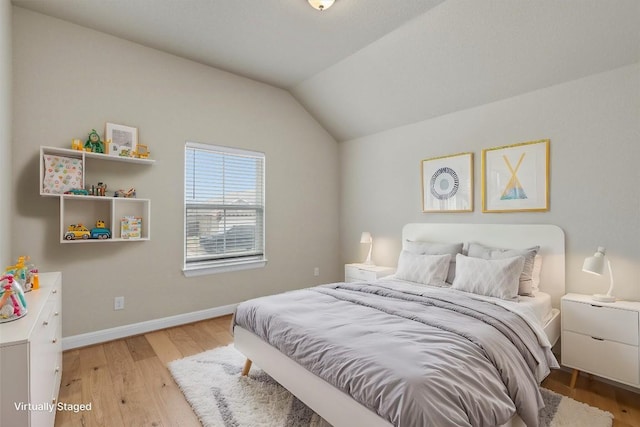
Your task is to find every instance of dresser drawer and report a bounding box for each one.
[563,330,639,385]
[562,299,639,345]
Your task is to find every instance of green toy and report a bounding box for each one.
[85,129,105,153]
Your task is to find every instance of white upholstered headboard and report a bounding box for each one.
[402,223,566,308]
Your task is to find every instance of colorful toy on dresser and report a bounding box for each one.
[0,275,28,323]
[5,256,39,292]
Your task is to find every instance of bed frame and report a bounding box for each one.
[234,223,565,427]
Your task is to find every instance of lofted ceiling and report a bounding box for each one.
[11,0,640,142]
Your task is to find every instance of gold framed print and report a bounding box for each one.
[421,152,473,212]
[481,139,549,213]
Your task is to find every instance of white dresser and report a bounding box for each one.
[344,264,395,283]
[561,293,639,389]
[0,272,63,427]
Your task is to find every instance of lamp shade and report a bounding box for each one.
[582,246,605,275]
[360,232,372,244]
[308,0,335,11]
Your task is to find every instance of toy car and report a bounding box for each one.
[89,220,111,239]
[64,188,89,196]
[90,227,111,239]
[64,224,90,240]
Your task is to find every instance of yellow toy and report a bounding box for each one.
[71,139,83,150]
[132,144,150,159]
[5,256,38,291]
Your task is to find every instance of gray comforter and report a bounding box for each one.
[233,281,558,427]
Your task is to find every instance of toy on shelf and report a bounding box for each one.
[114,188,136,198]
[90,220,111,240]
[0,274,28,323]
[89,182,108,196]
[95,182,107,196]
[84,129,105,154]
[64,224,90,240]
[132,144,150,159]
[71,139,83,150]
[64,188,89,196]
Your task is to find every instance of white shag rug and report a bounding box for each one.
[168,345,613,427]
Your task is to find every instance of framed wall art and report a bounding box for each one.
[481,139,549,213]
[105,123,138,157]
[421,152,473,212]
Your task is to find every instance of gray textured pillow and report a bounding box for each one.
[467,243,539,296]
[451,254,525,301]
[404,241,463,285]
[531,255,543,291]
[395,251,451,287]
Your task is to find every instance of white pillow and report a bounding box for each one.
[451,254,525,301]
[466,243,539,296]
[395,251,451,287]
[404,241,463,284]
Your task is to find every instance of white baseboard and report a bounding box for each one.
[62,303,238,350]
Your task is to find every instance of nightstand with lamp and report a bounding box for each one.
[561,246,640,390]
[344,232,395,283]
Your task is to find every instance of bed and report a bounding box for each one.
[233,223,565,427]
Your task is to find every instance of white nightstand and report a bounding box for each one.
[561,293,640,390]
[344,264,395,283]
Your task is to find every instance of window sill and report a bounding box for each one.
[182,258,267,277]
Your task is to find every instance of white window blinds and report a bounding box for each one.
[184,142,265,271]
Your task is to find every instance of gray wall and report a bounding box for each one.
[0,0,11,264]
[341,64,640,301]
[12,8,341,337]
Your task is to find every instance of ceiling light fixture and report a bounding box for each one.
[308,0,335,11]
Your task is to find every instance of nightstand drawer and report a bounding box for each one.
[562,300,639,345]
[345,267,375,282]
[344,264,394,283]
[563,331,639,385]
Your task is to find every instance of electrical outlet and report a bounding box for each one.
[114,296,125,310]
[314,267,320,277]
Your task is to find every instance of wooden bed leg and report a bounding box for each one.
[569,369,579,388]
[241,358,252,376]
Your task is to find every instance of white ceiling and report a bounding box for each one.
[11,0,640,141]
[11,0,445,88]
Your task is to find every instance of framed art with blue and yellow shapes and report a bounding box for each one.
[421,152,473,212]
[481,139,549,213]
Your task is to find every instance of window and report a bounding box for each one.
[184,142,265,275]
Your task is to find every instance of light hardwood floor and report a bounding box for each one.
[54,315,640,427]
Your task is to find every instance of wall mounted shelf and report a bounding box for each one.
[39,146,154,243]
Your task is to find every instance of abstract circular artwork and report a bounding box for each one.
[430,167,459,200]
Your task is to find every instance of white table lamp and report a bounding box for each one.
[360,232,374,265]
[582,246,616,303]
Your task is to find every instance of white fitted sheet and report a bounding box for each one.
[518,291,553,325]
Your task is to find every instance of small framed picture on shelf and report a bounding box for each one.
[105,123,138,158]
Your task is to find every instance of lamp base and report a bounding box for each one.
[592,294,616,303]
